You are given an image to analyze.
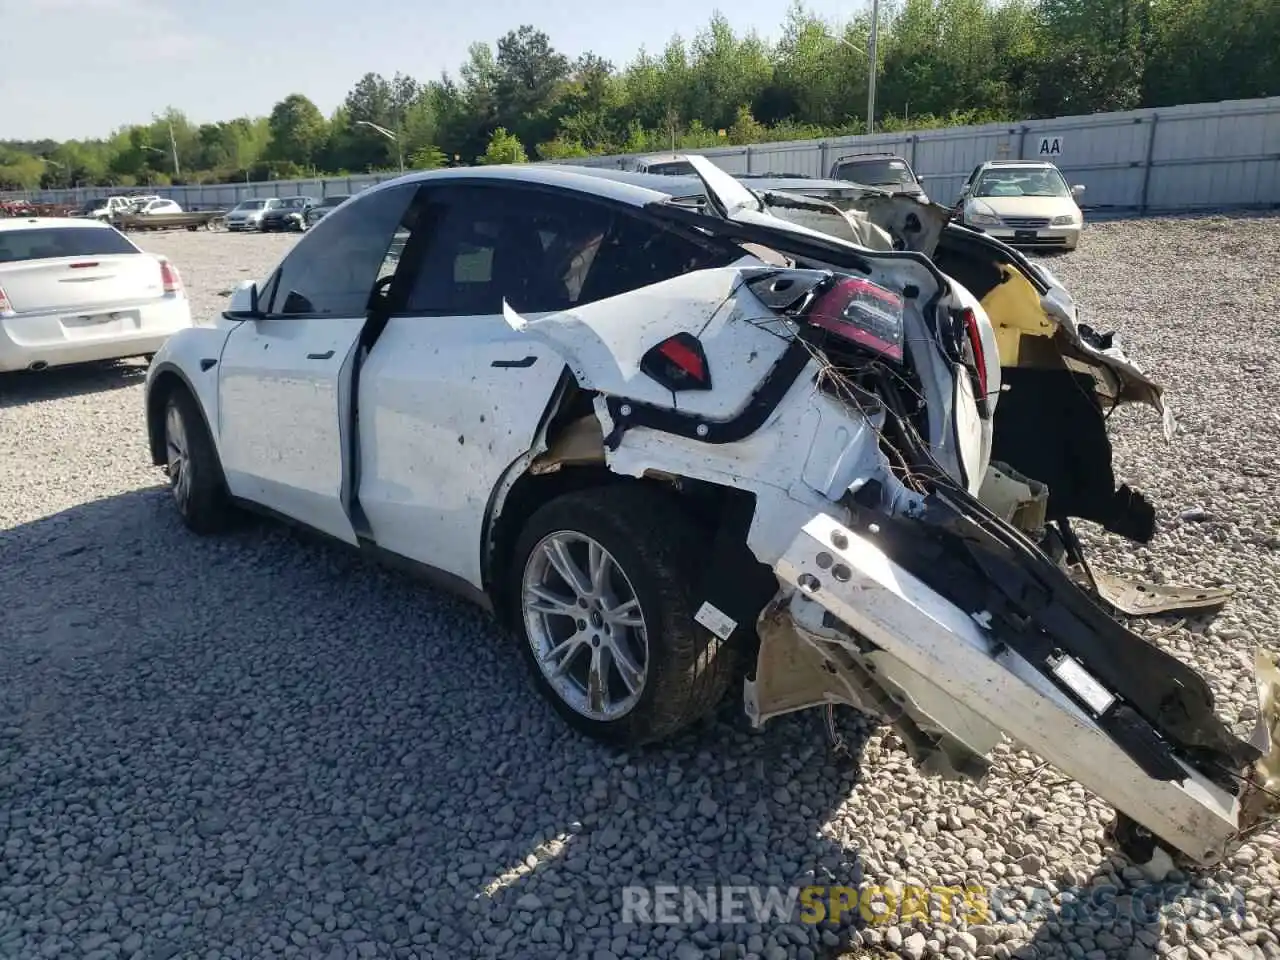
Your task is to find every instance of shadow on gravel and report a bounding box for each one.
[0,487,870,959]
[0,359,148,409]
[0,488,1210,960]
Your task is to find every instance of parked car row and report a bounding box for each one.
[70,195,184,220]
[223,195,350,233]
[631,152,1086,252]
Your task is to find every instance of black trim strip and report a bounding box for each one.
[603,334,814,450]
[492,356,538,369]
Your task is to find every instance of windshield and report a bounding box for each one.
[644,161,698,176]
[974,167,1071,199]
[0,226,138,263]
[834,158,915,187]
[278,198,308,209]
[236,200,266,211]
[318,196,346,208]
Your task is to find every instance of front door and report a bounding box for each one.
[217,181,420,544]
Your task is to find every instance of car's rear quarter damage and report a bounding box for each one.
[497,168,1279,872]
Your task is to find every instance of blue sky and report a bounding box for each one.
[1,0,867,142]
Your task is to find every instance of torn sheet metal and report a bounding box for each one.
[977,461,1049,535]
[773,512,1249,866]
[1088,570,1235,617]
[502,266,793,420]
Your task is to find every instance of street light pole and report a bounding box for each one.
[866,0,880,136]
[355,120,404,174]
[168,122,181,179]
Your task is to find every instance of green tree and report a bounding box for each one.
[266,94,328,167]
[479,127,528,164]
[494,26,572,148]
[409,145,448,169]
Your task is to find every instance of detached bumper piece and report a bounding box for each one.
[766,508,1279,868]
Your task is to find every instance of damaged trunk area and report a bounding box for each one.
[504,169,1278,872]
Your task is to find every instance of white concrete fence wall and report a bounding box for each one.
[7,97,1278,215]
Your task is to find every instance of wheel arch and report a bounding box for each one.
[484,461,780,654]
[145,362,215,467]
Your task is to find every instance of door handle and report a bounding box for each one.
[307,350,335,360]
[491,355,537,369]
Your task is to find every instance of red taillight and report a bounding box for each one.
[658,337,706,381]
[69,261,99,269]
[961,307,989,403]
[159,259,182,294]
[806,276,905,362]
[0,283,10,315]
[640,332,712,392]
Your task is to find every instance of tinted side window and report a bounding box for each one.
[404,186,733,316]
[578,212,734,303]
[268,182,417,317]
[404,186,616,316]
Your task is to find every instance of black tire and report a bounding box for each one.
[508,485,738,747]
[163,386,234,534]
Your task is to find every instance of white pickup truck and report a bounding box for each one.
[71,196,135,221]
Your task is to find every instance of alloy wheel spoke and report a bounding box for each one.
[606,639,644,696]
[544,538,591,598]
[603,596,644,629]
[527,584,579,619]
[541,632,586,677]
[587,540,609,597]
[586,645,606,715]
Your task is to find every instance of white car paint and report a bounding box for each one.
[356,314,568,586]
[0,217,193,373]
[136,199,183,215]
[217,314,365,543]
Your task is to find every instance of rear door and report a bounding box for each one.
[356,182,731,587]
[216,182,419,543]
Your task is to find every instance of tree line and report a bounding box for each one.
[2,0,1275,191]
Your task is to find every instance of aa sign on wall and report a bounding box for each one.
[1037,136,1064,157]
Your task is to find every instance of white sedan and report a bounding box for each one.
[0,217,193,373]
[956,160,1085,250]
[142,160,1276,870]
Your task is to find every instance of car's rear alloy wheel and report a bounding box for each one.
[163,388,233,534]
[510,487,738,747]
[522,531,650,722]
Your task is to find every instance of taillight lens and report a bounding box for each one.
[159,259,182,294]
[806,276,905,362]
[640,332,712,392]
[961,307,990,409]
[0,283,11,315]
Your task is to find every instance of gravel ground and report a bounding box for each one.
[1,217,1278,960]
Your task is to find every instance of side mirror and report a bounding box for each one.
[1071,184,1086,198]
[225,280,262,320]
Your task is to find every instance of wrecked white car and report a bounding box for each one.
[143,157,1278,874]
